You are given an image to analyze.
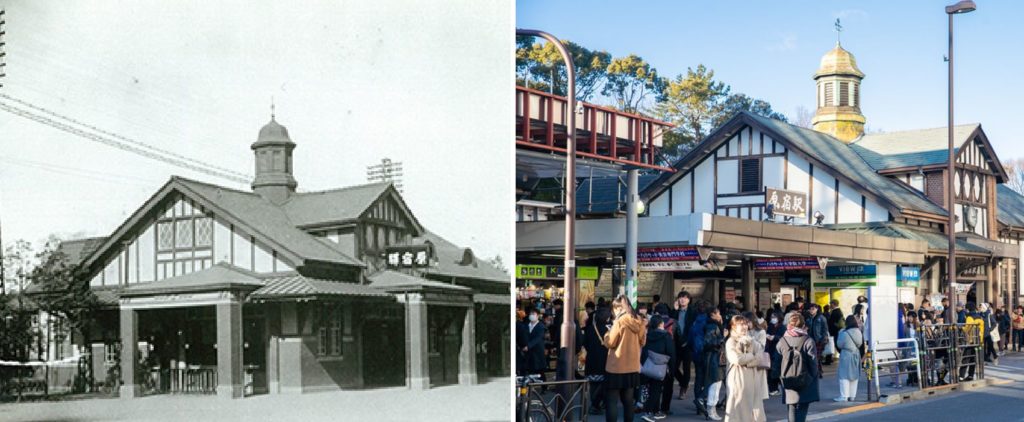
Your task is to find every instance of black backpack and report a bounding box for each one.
[781,336,812,390]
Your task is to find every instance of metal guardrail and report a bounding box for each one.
[871,337,924,399]
[516,376,589,422]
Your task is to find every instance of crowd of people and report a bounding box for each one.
[516,291,1024,422]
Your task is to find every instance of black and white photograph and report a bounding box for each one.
[0,1,511,421]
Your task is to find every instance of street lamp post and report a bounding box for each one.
[516,29,578,383]
[945,0,976,325]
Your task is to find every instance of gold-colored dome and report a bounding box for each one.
[814,43,864,79]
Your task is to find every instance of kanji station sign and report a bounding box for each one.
[384,245,431,268]
[515,265,600,280]
[637,246,712,262]
[765,188,808,218]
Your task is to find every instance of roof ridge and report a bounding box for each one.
[294,181,392,196]
[861,122,980,136]
[173,175,257,197]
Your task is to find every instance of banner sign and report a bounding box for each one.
[515,265,600,280]
[638,260,724,272]
[825,264,877,280]
[765,188,808,218]
[897,265,921,288]
[754,257,827,271]
[637,246,710,262]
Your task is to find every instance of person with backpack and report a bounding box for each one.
[960,302,983,381]
[639,315,675,421]
[804,304,829,377]
[701,307,727,420]
[724,315,769,422]
[833,315,863,402]
[777,313,820,422]
[980,303,998,364]
[689,300,711,415]
[603,294,648,422]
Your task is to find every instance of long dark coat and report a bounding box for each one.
[776,333,820,404]
[701,320,725,385]
[516,321,528,375]
[582,320,609,377]
[525,322,547,374]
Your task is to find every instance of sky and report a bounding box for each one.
[0,1,511,263]
[517,0,1024,159]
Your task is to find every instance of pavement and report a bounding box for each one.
[0,377,511,422]
[583,351,1024,421]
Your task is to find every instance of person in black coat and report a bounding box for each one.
[641,315,676,418]
[582,307,610,414]
[700,308,726,419]
[516,314,528,376]
[673,291,698,400]
[826,300,844,365]
[524,308,547,378]
[766,309,787,395]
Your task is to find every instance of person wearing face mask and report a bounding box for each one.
[724,315,769,422]
[524,308,547,380]
[603,294,647,422]
[765,310,786,396]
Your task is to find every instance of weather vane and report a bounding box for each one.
[271,96,276,120]
[835,18,843,44]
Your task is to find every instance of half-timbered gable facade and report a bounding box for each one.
[34,115,509,399]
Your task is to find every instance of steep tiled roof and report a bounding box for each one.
[175,177,364,267]
[368,270,471,292]
[250,274,393,299]
[997,184,1024,229]
[418,231,509,283]
[122,263,264,296]
[745,113,948,217]
[57,237,107,267]
[282,182,393,227]
[849,124,979,170]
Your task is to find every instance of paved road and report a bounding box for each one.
[830,352,1024,421]
[0,377,511,422]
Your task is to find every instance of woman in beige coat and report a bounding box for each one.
[724,315,769,422]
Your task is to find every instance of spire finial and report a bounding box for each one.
[271,96,276,120]
[835,18,843,45]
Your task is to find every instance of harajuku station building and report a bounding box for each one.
[43,115,509,398]
[516,42,1024,342]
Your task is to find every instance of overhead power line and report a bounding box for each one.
[0,95,251,185]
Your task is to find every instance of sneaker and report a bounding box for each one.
[833,397,847,402]
[640,413,656,422]
[654,412,668,420]
[769,389,781,396]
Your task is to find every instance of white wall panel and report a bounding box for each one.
[812,171,837,224]
[139,224,155,283]
[717,195,763,206]
[649,194,670,217]
[694,159,715,214]
[763,156,785,191]
[254,242,274,273]
[717,159,738,195]
[787,153,810,194]
[752,129,763,155]
[837,182,861,223]
[103,257,119,287]
[672,174,692,216]
[729,136,739,157]
[865,198,888,222]
[213,219,232,265]
[233,230,253,270]
[128,239,139,284]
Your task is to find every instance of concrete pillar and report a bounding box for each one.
[119,308,140,399]
[459,306,478,385]
[406,295,430,390]
[742,260,755,312]
[216,301,243,399]
[625,169,639,307]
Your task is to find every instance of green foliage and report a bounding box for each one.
[604,54,666,113]
[515,38,611,102]
[654,65,788,159]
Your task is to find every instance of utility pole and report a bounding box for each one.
[0,8,6,89]
[366,158,404,193]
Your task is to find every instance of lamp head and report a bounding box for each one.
[813,210,825,226]
[946,0,976,14]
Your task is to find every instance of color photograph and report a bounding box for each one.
[514,1,1024,421]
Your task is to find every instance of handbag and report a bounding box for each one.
[641,350,670,380]
[991,329,1001,343]
[823,335,836,356]
[757,352,772,369]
